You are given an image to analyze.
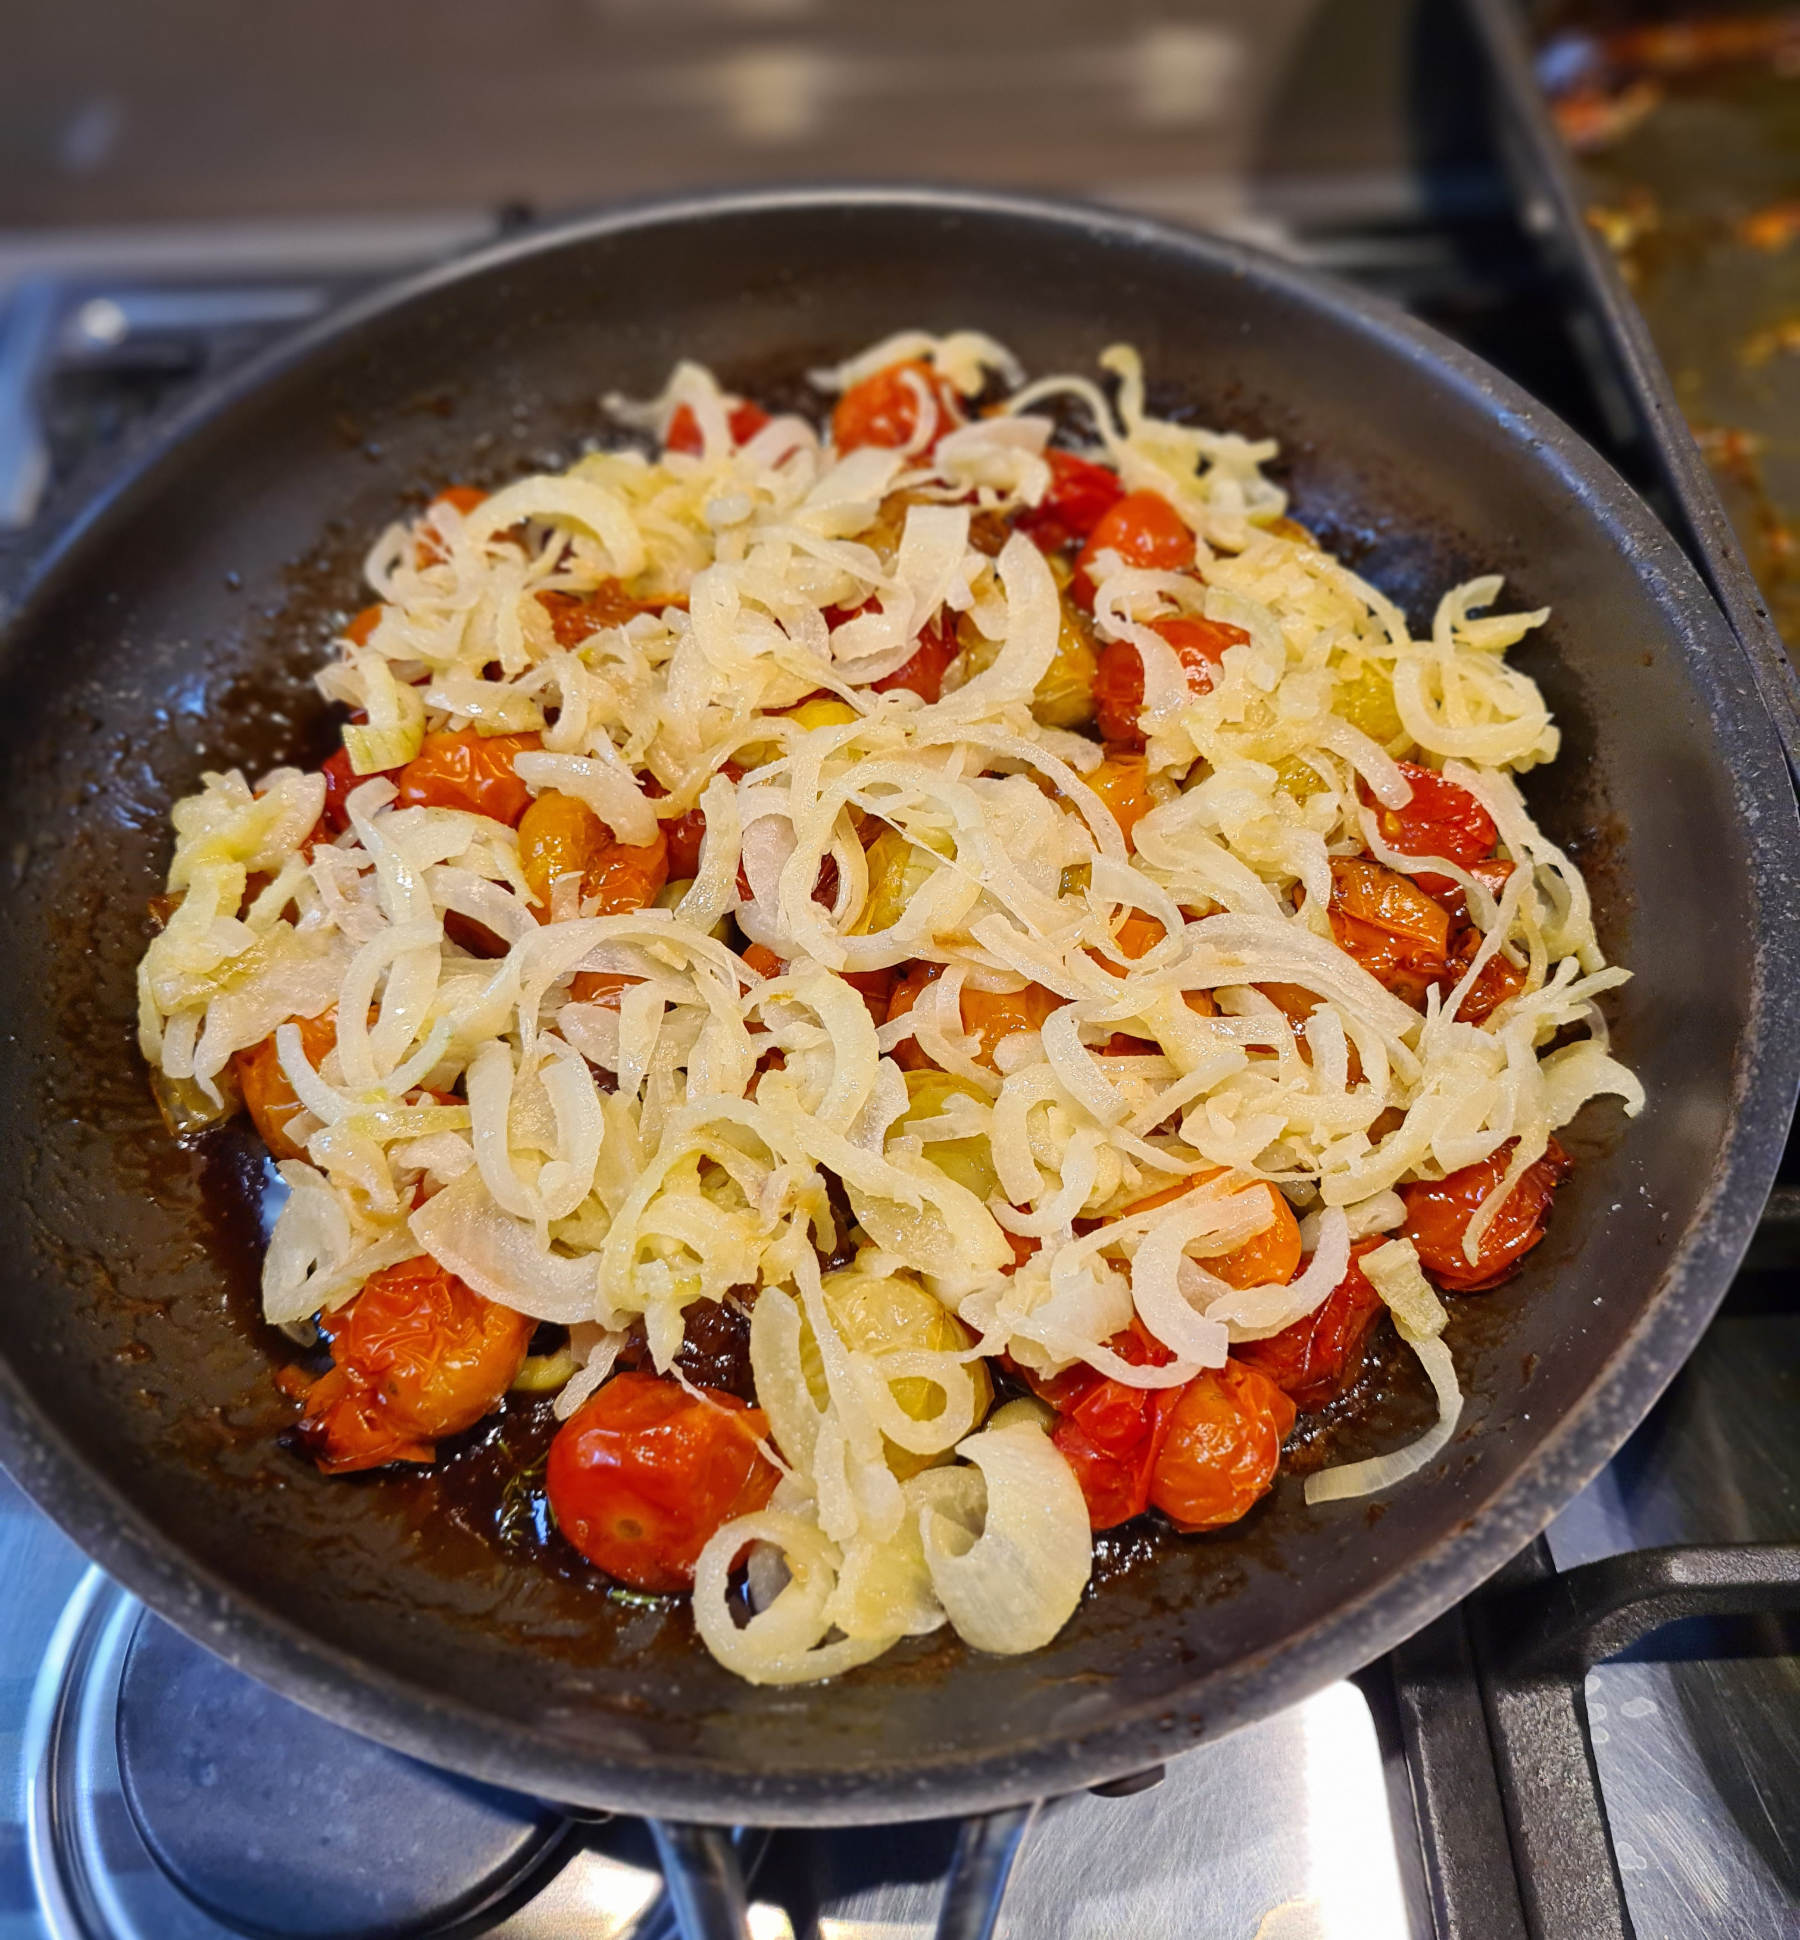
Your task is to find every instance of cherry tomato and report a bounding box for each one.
[234,1008,339,1162]
[666,398,771,455]
[665,804,709,878]
[546,1371,779,1592]
[1372,763,1500,896]
[1148,1360,1295,1531]
[1081,751,1156,848]
[886,962,1063,1071]
[516,790,669,917]
[831,359,962,455]
[394,729,543,826]
[294,1257,534,1474]
[1093,616,1250,747]
[1120,1173,1302,1291]
[1327,856,1452,1007]
[343,604,385,648]
[1236,1239,1387,1410]
[319,745,375,834]
[1446,934,1528,1023]
[870,616,960,704]
[1041,1320,1180,1530]
[1015,449,1126,554]
[415,486,487,565]
[1071,490,1192,607]
[1400,1137,1572,1292]
[537,583,669,647]
[569,969,641,1006]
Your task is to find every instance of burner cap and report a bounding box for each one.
[116,1613,568,1940]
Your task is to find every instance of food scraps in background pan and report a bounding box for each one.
[135,330,1640,1684]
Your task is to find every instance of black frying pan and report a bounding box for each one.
[0,187,1795,1831]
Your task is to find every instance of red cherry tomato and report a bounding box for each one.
[1236,1239,1387,1410]
[870,615,960,703]
[831,360,962,455]
[666,398,772,455]
[1148,1360,1295,1531]
[1015,449,1126,553]
[546,1371,779,1592]
[1372,762,1500,895]
[1093,614,1250,747]
[294,1258,535,1474]
[1400,1137,1572,1292]
[1041,1321,1180,1530]
[319,744,375,834]
[393,729,543,826]
[1071,490,1192,606]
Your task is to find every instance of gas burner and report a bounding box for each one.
[15,1564,717,1940]
[115,1615,570,1938]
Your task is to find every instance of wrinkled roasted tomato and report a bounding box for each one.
[294,1258,534,1474]
[1071,489,1192,607]
[832,359,962,455]
[1094,616,1250,748]
[1401,1138,1573,1291]
[1016,449,1126,553]
[516,790,669,916]
[394,729,542,825]
[233,1008,338,1163]
[546,1372,779,1592]
[1236,1239,1388,1410]
[1148,1360,1295,1531]
[666,398,771,455]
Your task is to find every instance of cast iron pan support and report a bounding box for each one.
[651,1802,1041,1939]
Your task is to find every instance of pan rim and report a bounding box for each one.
[2,181,1797,1825]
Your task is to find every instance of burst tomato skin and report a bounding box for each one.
[295,1258,534,1475]
[666,398,771,455]
[1327,856,1453,1007]
[234,1008,339,1162]
[415,486,486,564]
[546,1372,779,1592]
[537,582,671,646]
[516,790,669,917]
[831,360,961,454]
[394,729,542,826]
[1236,1239,1387,1410]
[1016,449,1126,553]
[1401,1138,1572,1292]
[1148,1360,1296,1531]
[1043,1320,1181,1530]
[1093,616,1249,747]
[1071,490,1192,607]
[870,616,960,703]
[1373,762,1500,896]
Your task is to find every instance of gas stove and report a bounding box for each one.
[3,2,1800,1936]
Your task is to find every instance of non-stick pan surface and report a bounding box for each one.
[0,188,1795,1825]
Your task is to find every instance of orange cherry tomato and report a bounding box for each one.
[1235,1238,1387,1410]
[1081,750,1156,848]
[1093,615,1249,747]
[343,604,386,648]
[666,398,771,455]
[394,729,542,826]
[1327,856,1453,1007]
[870,615,960,703]
[516,790,669,917]
[1015,448,1126,554]
[1121,1173,1303,1292]
[294,1257,534,1475]
[1071,490,1192,607]
[546,1371,779,1592]
[831,359,962,455]
[1148,1359,1295,1531]
[415,486,487,565]
[1400,1137,1572,1292]
[233,1008,339,1162]
[886,962,1063,1071]
[1371,762,1500,896]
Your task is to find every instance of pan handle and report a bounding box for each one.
[934,1801,1040,1940]
[648,1819,752,1940]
